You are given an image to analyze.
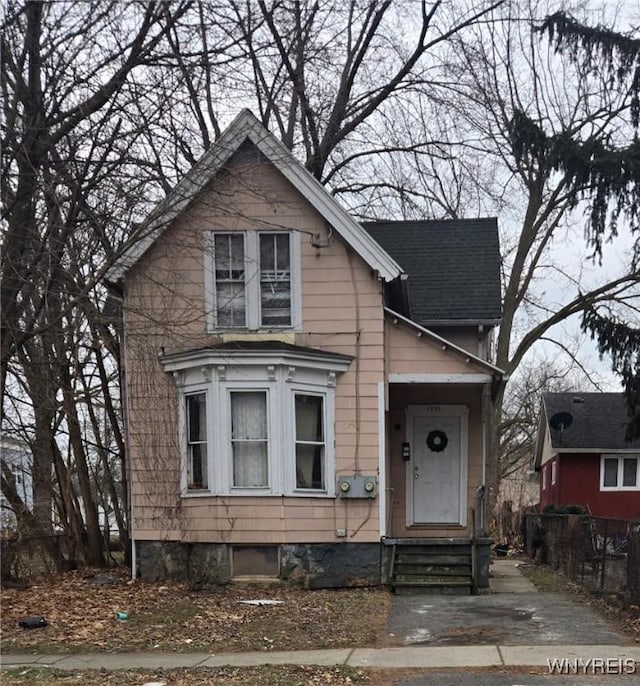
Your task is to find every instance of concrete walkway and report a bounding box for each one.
[2,560,638,672]
[2,645,640,671]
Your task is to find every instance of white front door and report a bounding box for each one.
[408,407,467,525]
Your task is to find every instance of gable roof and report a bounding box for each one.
[106,110,402,284]
[542,392,640,452]
[363,219,501,325]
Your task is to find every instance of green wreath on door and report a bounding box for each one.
[426,430,448,452]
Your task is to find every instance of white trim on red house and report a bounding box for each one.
[106,109,403,284]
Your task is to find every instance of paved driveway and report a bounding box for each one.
[387,560,627,647]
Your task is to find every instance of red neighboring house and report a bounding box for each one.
[535,392,640,521]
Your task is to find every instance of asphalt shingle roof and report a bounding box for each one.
[543,392,640,451]
[362,218,501,325]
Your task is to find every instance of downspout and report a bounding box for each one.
[480,382,490,535]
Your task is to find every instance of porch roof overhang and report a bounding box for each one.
[384,308,507,400]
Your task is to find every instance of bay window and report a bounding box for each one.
[166,346,350,497]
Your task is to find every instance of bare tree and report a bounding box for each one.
[1,0,192,565]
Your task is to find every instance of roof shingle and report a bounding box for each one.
[543,392,640,451]
[362,218,501,325]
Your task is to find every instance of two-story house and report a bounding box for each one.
[106,110,504,592]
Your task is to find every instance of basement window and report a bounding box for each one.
[232,545,279,577]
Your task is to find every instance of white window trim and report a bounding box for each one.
[172,358,344,498]
[551,460,557,486]
[542,464,547,491]
[204,229,302,333]
[600,454,640,491]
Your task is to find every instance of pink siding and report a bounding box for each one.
[125,157,384,544]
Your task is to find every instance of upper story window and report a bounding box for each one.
[601,455,639,491]
[206,231,300,331]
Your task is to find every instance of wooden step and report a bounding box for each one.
[394,573,472,584]
[396,552,471,565]
[394,564,472,576]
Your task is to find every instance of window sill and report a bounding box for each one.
[600,487,640,492]
[181,491,336,499]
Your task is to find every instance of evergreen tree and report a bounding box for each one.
[510,11,640,439]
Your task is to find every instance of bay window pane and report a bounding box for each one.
[623,458,638,487]
[231,392,268,488]
[186,393,207,490]
[603,458,618,487]
[295,394,325,490]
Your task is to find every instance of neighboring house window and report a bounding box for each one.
[601,455,639,490]
[542,464,547,490]
[551,460,557,486]
[167,351,349,497]
[295,394,325,490]
[207,231,300,331]
[231,391,268,488]
[186,393,208,490]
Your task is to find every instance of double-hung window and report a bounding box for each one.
[208,231,298,330]
[213,234,245,327]
[186,392,208,490]
[601,455,639,490]
[294,394,325,490]
[260,233,291,326]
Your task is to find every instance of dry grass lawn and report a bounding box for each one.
[1,568,390,654]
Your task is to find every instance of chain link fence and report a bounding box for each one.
[524,514,640,602]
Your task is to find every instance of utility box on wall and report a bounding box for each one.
[337,474,377,498]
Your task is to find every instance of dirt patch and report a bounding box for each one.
[1,568,390,654]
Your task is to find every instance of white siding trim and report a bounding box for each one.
[377,381,386,538]
[389,373,493,384]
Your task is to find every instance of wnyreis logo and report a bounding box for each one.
[547,657,637,675]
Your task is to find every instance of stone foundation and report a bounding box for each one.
[136,540,389,588]
[135,539,488,588]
